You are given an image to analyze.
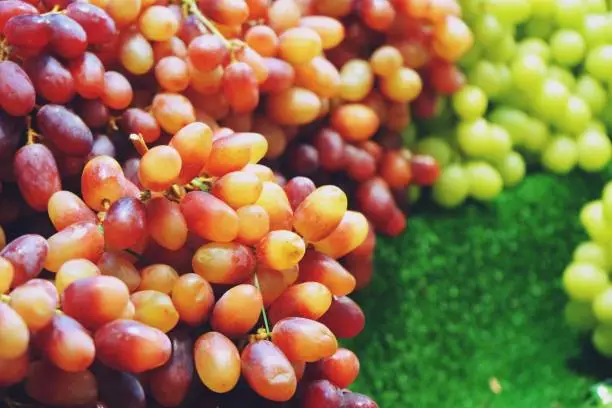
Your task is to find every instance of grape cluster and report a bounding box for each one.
[0,0,398,406]
[410,0,612,208]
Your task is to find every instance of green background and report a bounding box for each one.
[348,170,612,407]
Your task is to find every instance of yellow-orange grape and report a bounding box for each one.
[139,5,179,42]
[233,132,269,163]
[314,211,369,259]
[9,282,57,332]
[138,264,179,294]
[170,122,213,184]
[107,0,142,27]
[45,222,105,273]
[0,256,14,294]
[294,56,341,98]
[153,37,188,62]
[241,340,297,402]
[267,87,321,125]
[119,32,154,75]
[203,133,251,176]
[340,59,374,101]
[237,205,270,245]
[146,198,189,251]
[156,56,190,92]
[331,104,380,142]
[210,284,263,337]
[0,302,29,359]
[268,0,302,33]
[255,181,294,230]
[211,171,263,209]
[316,348,360,388]
[272,317,337,362]
[139,145,182,191]
[180,191,240,242]
[121,300,135,319]
[199,0,249,26]
[26,362,97,407]
[249,266,298,306]
[244,163,276,182]
[380,67,423,102]
[257,230,306,270]
[55,259,100,294]
[192,242,256,284]
[391,38,431,69]
[236,46,270,84]
[292,185,347,242]
[252,117,287,160]
[278,27,322,66]
[47,191,97,231]
[370,45,403,76]
[0,353,29,387]
[81,156,125,211]
[221,111,253,132]
[62,275,130,330]
[189,64,224,95]
[97,251,142,292]
[432,15,473,62]
[298,250,356,296]
[299,16,344,49]
[131,290,180,333]
[313,0,352,17]
[245,25,279,57]
[152,93,196,134]
[171,273,215,326]
[194,332,241,393]
[268,282,332,323]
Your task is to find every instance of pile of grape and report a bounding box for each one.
[410,0,612,209]
[0,0,483,405]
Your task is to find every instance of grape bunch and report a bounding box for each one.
[410,0,612,208]
[0,0,397,406]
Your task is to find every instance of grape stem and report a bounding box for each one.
[0,294,9,303]
[0,37,10,62]
[253,273,271,337]
[129,133,149,156]
[25,116,39,145]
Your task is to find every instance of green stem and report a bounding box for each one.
[183,0,231,48]
[253,273,271,335]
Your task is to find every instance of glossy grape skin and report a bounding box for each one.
[241,340,297,402]
[194,332,241,393]
[48,191,96,231]
[0,353,29,387]
[268,281,332,324]
[101,71,134,110]
[55,258,100,295]
[302,379,342,408]
[33,314,96,373]
[0,302,29,360]
[181,191,240,242]
[318,296,365,338]
[104,197,147,250]
[236,204,270,245]
[44,222,104,272]
[146,197,188,251]
[205,133,252,176]
[4,14,51,50]
[261,57,296,94]
[192,242,256,284]
[14,144,62,212]
[25,361,98,408]
[152,92,196,134]
[211,171,263,209]
[188,34,229,71]
[298,250,356,296]
[139,264,179,295]
[0,61,36,116]
[95,319,172,373]
[341,391,379,408]
[81,155,126,211]
[314,211,369,259]
[67,52,106,100]
[170,122,213,184]
[211,284,263,337]
[257,230,306,271]
[171,273,215,326]
[315,348,360,388]
[77,99,110,129]
[66,2,117,45]
[37,104,94,156]
[266,87,322,126]
[0,1,39,33]
[293,186,347,242]
[283,177,315,211]
[48,13,87,59]
[97,251,141,292]
[121,108,161,144]
[0,234,48,287]
[149,329,194,407]
[255,181,294,230]
[272,317,337,362]
[24,55,76,104]
[131,290,179,333]
[223,62,260,113]
[9,283,57,331]
[94,365,146,408]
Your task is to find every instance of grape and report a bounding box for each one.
[194,332,241,393]
[45,222,104,272]
[465,161,503,201]
[294,55,341,98]
[241,340,297,402]
[267,87,322,125]
[585,45,612,81]
[261,57,296,94]
[562,262,608,301]
[331,104,380,142]
[550,29,585,67]
[0,1,38,33]
[541,135,578,175]
[56,258,100,294]
[0,256,13,294]
[496,151,526,188]
[302,379,342,408]
[181,191,240,242]
[564,300,598,332]
[0,61,36,116]
[146,198,188,251]
[272,317,337,362]
[9,283,57,331]
[341,391,379,408]
[97,251,141,292]
[299,250,356,296]
[4,14,51,50]
[257,230,306,271]
[0,234,48,287]
[193,242,255,284]
[593,325,612,357]
[0,302,29,359]
[47,191,97,231]
[211,171,264,209]
[581,200,612,243]
[38,104,94,156]
[14,143,62,212]
[593,288,612,324]
[172,273,215,326]
[223,61,260,114]
[139,5,179,42]
[24,54,76,104]
[65,2,117,45]
[211,284,263,337]
[318,296,365,339]
[26,361,98,408]
[255,181,294,230]
[131,290,179,333]
[573,241,610,271]
[574,76,607,116]
[48,13,87,59]
[0,353,29,387]
[576,128,612,172]
[268,281,332,323]
[95,319,171,373]
[316,348,360,388]
[237,205,271,245]
[313,211,369,259]
[94,365,146,408]
[101,71,133,110]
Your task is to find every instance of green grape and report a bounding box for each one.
[407,185,421,204]
[432,164,470,208]
[488,107,531,146]
[486,124,512,160]
[550,29,586,67]
[473,14,506,47]
[486,0,532,24]
[533,79,570,120]
[601,98,612,130]
[593,324,612,357]
[554,0,586,29]
[573,241,610,271]
[581,200,612,243]
[496,151,525,187]
[487,34,516,63]
[546,66,576,90]
[495,64,513,98]
[416,137,453,167]
[523,17,555,39]
[562,262,609,301]
[530,0,556,17]
[522,117,550,152]
[461,0,485,20]
[510,53,547,91]
[582,15,612,49]
[401,124,417,147]
[594,288,612,324]
[586,45,612,81]
[557,95,592,135]
[498,85,532,111]
[452,85,488,120]
[585,0,607,12]
[457,119,493,157]
[459,42,484,69]
[602,182,612,223]
[515,38,551,61]
[468,60,503,97]
[564,300,598,332]
[576,128,612,172]
[588,121,607,134]
[541,135,578,174]
[465,161,503,201]
[574,76,607,116]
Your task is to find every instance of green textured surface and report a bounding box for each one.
[348,171,612,408]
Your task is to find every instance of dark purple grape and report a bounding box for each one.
[37,104,94,156]
[14,143,62,212]
[89,134,116,159]
[284,176,316,211]
[340,391,379,408]
[77,99,110,129]
[65,3,116,45]
[103,197,147,250]
[288,144,319,175]
[48,13,87,59]
[0,60,36,116]
[4,14,52,50]
[0,234,49,287]
[303,380,342,408]
[93,364,146,408]
[0,111,25,158]
[24,54,75,104]
[313,128,346,171]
